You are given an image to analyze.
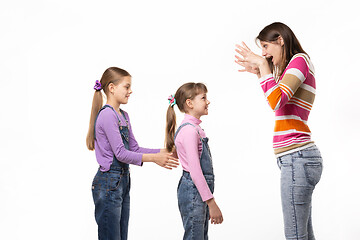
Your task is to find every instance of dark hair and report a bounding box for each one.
[165,82,207,152]
[86,67,131,150]
[256,22,307,79]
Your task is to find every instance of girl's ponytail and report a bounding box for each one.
[86,67,131,151]
[164,82,207,152]
[165,103,177,152]
[86,89,103,150]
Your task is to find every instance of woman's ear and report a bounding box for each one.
[278,36,284,46]
[185,99,193,109]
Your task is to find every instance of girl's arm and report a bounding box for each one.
[206,198,223,224]
[101,110,178,169]
[100,110,143,166]
[179,127,223,224]
[178,126,213,201]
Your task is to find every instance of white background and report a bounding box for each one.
[1,0,359,239]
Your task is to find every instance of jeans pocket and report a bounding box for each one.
[304,161,323,186]
[109,174,122,191]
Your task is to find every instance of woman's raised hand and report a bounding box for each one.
[235,42,263,75]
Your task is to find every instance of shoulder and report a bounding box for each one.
[121,109,130,120]
[176,124,200,140]
[96,107,118,126]
[288,53,315,74]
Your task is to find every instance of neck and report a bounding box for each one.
[186,111,201,120]
[106,99,121,112]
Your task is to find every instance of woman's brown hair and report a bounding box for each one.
[256,22,307,79]
[165,82,207,152]
[86,67,131,150]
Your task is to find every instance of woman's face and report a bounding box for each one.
[260,39,283,66]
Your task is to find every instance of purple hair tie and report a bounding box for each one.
[94,80,102,91]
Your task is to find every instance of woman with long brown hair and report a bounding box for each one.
[235,22,323,240]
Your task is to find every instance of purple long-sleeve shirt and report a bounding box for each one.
[94,105,160,171]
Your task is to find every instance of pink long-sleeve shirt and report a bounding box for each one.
[175,114,213,202]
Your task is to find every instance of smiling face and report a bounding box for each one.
[113,76,132,104]
[187,92,210,119]
[260,38,284,66]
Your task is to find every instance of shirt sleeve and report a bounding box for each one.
[125,112,160,154]
[179,125,213,202]
[100,110,143,166]
[259,55,309,111]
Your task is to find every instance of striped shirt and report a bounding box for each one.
[258,53,316,154]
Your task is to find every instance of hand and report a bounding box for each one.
[154,152,179,170]
[235,42,264,75]
[206,198,223,224]
[160,148,178,158]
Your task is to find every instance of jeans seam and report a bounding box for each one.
[291,159,299,240]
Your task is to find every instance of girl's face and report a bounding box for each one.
[188,92,210,119]
[260,39,283,66]
[113,76,132,104]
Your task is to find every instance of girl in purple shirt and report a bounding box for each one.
[165,82,223,240]
[86,67,178,240]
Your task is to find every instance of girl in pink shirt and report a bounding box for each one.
[165,82,223,240]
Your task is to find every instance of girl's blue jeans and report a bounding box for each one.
[92,166,130,240]
[177,171,214,240]
[277,145,323,240]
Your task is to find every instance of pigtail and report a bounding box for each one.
[165,104,177,152]
[86,90,103,150]
[86,67,131,151]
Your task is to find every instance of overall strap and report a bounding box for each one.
[94,105,122,139]
[174,122,203,141]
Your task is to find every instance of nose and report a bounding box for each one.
[261,48,267,57]
[207,100,210,105]
[129,88,133,94]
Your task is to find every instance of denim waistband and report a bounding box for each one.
[109,163,129,173]
[182,170,214,180]
[275,143,316,158]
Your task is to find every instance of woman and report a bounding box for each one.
[235,22,323,240]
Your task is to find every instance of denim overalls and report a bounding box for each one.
[92,105,131,240]
[175,123,215,240]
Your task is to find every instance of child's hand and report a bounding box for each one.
[206,198,223,224]
[154,152,179,170]
[160,148,178,159]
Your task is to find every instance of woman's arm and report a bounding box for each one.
[258,56,309,110]
[235,43,309,110]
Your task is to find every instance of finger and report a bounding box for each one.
[168,159,179,165]
[235,55,245,61]
[166,163,179,168]
[162,165,172,170]
[241,41,251,51]
[235,48,245,55]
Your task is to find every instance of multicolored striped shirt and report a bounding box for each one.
[258,53,316,154]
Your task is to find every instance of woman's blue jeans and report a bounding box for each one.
[277,145,323,240]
